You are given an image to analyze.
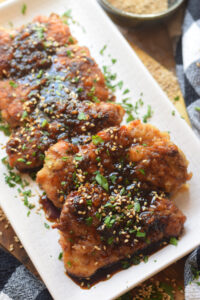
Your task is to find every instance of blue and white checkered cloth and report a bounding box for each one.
[176,0,200,139]
[0,248,52,300]
[175,0,200,298]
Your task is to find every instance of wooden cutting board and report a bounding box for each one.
[0,7,190,299]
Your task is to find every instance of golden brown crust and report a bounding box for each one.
[1,15,122,171]
[56,183,186,278]
[33,14,77,46]
[37,120,191,208]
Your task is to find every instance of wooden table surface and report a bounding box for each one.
[0,5,191,300]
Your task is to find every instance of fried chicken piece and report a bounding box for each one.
[0,42,113,129]
[7,101,124,171]
[0,79,45,127]
[0,14,76,79]
[37,120,191,208]
[0,28,14,78]
[5,35,121,171]
[56,45,112,102]
[33,14,77,46]
[55,183,186,278]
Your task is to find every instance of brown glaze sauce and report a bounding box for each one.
[68,240,166,289]
[39,195,165,289]
[39,192,175,289]
[40,195,60,222]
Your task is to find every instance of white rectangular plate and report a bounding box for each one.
[0,0,200,299]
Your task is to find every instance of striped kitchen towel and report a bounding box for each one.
[184,247,200,300]
[175,0,200,298]
[175,0,200,138]
[0,247,52,300]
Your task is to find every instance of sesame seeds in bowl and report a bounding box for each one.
[98,0,185,26]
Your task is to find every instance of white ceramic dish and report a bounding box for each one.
[0,0,200,299]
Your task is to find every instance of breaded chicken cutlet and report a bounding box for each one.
[56,183,186,278]
[0,14,124,171]
[37,120,191,208]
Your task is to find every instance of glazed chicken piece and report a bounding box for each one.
[0,13,77,126]
[33,14,77,47]
[2,17,121,171]
[37,120,191,208]
[1,43,114,129]
[7,101,124,171]
[1,43,113,129]
[0,12,112,125]
[0,79,44,127]
[55,182,186,278]
[0,28,14,78]
[0,14,77,79]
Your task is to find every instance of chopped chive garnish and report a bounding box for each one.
[139,169,145,175]
[95,173,109,191]
[9,81,18,88]
[170,237,178,246]
[21,3,27,15]
[78,112,87,120]
[41,119,48,127]
[134,202,140,212]
[58,252,63,260]
[67,261,72,267]
[92,135,104,145]
[100,44,107,55]
[85,216,93,226]
[123,89,130,95]
[136,231,146,238]
[74,155,83,161]
[44,223,50,229]
[174,96,180,101]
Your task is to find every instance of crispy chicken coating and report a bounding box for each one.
[7,101,124,171]
[1,43,114,128]
[37,120,191,208]
[1,15,121,171]
[0,14,76,79]
[0,28,14,78]
[55,183,186,278]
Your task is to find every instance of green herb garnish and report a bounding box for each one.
[78,112,87,120]
[110,174,117,184]
[100,44,107,55]
[44,223,50,229]
[92,135,104,145]
[41,119,48,127]
[170,237,178,246]
[74,155,83,161]
[85,216,93,226]
[107,237,114,245]
[104,215,116,228]
[9,81,18,88]
[139,168,145,175]
[143,105,153,123]
[21,3,27,15]
[95,173,109,191]
[123,89,130,95]
[134,202,140,212]
[174,96,180,101]
[67,261,72,267]
[136,231,146,238]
